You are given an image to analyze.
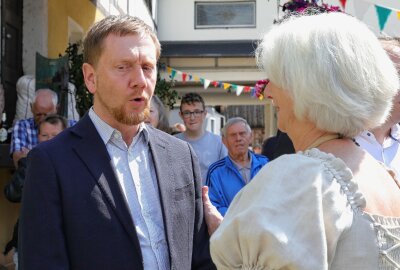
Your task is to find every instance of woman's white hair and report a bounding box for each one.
[256,12,399,137]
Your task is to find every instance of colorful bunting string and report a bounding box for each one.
[162,65,262,99]
[346,0,400,32]
[375,5,392,31]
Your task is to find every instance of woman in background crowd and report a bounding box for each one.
[206,12,400,269]
[145,95,171,133]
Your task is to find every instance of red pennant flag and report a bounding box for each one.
[212,81,219,87]
[244,86,251,93]
[339,0,347,10]
[182,73,187,83]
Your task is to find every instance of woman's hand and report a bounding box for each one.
[202,186,223,236]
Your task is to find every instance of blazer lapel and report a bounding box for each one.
[147,129,176,248]
[70,115,142,256]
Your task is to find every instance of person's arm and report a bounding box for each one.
[4,157,27,202]
[202,186,223,236]
[19,147,70,269]
[12,148,29,168]
[188,144,216,270]
[10,121,30,168]
[205,171,228,216]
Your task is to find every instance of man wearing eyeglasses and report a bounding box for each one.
[175,92,227,183]
[10,89,76,167]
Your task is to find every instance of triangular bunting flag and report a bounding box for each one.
[182,73,187,83]
[354,0,370,19]
[397,11,400,20]
[236,86,244,96]
[170,69,177,80]
[250,87,256,97]
[203,79,211,89]
[375,5,392,31]
[163,66,261,99]
[339,0,346,10]
[223,83,231,90]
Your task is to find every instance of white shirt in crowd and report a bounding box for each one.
[354,124,400,176]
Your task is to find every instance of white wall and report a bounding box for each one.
[158,0,399,42]
[128,0,156,30]
[324,0,400,36]
[157,0,274,41]
[23,0,48,75]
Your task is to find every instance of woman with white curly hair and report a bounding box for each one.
[204,12,400,269]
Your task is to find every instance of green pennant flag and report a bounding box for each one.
[375,5,392,31]
[170,69,177,80]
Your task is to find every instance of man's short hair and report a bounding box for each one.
[180,93,205,111]
[34,89,58,107]
[38,114,68,133]
[83,15,161,67]
[222,117,251,137]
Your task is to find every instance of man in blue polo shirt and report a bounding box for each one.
[206,117,268,216]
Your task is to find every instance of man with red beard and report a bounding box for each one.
[19,15,214,270]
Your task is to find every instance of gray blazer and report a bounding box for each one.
[19,114,215,270]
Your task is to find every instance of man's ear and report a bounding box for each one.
[179,111,184,120]
[82,63,97,94]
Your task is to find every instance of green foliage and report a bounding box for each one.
[155,65,178,109]
[65,42,93,117]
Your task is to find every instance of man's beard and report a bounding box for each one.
[111,104,150,125]
[97,91,150,126]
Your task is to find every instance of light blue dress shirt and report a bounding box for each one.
[89,108,170,270]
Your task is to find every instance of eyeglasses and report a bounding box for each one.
[181,110,204,118]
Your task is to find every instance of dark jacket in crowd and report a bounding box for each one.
[262,131,295,160]
[3,157,27,255]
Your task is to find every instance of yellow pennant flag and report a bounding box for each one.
[223,83,231,90]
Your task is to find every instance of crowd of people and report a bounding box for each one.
[2,10,400,270]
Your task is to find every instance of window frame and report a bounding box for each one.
[194,1,256,29]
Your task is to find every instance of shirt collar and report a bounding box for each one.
[88,107,149,145]
[229,151,252,170]
[390,124,400,141]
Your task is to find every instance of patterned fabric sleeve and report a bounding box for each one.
[210,151,353,270]
[10,120,28,154]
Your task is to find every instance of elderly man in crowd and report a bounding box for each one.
[10,88,75,167]
[205,117,268,216]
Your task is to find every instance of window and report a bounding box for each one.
[195,1,256,29]
[210,118,215,133]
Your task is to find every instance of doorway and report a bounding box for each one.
[1,0,23,126]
